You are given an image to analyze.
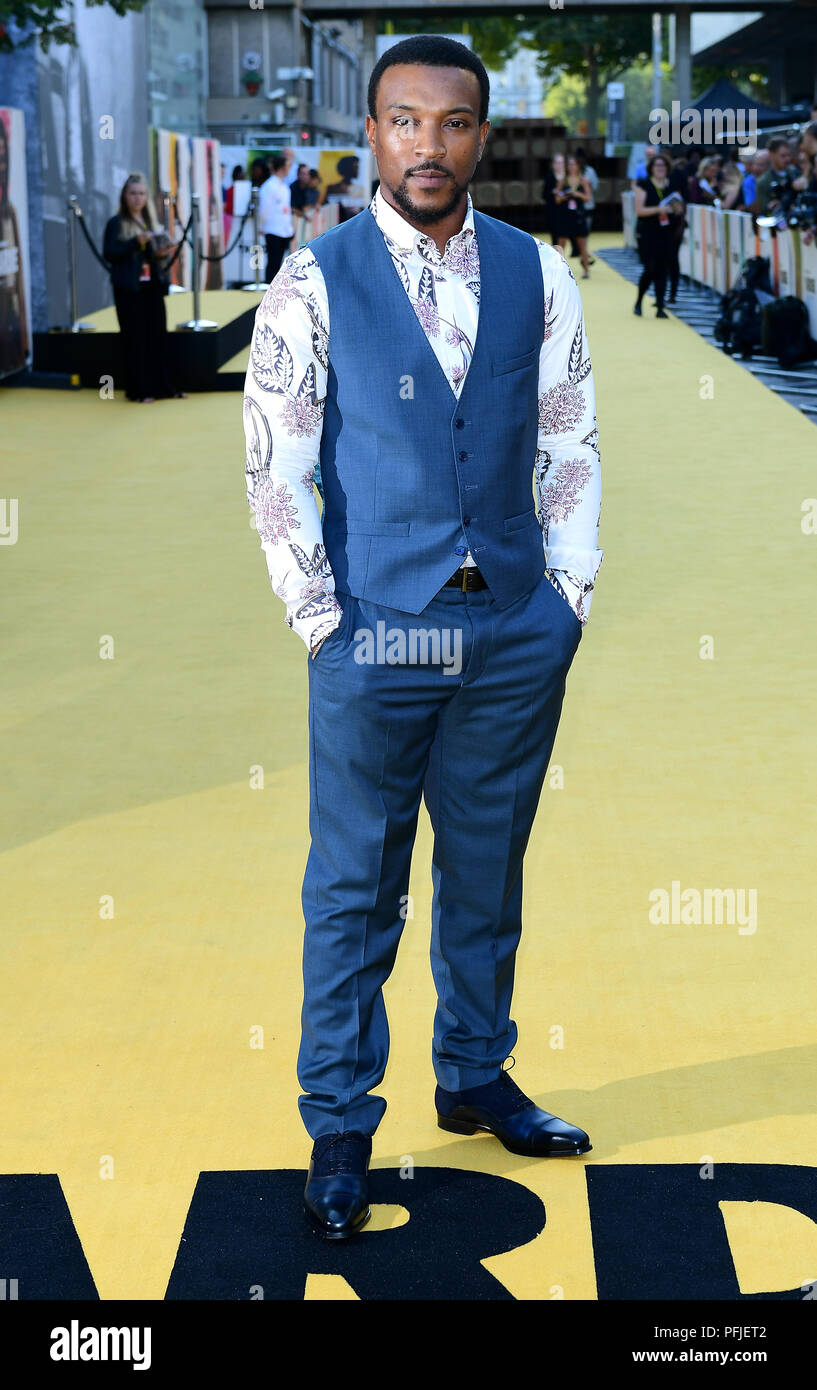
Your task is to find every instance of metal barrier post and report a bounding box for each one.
[242,191,268,292]
[177,195,217,331]
[67,196,96,333]
[163,191,186,294]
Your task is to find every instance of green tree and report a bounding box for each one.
[385,14,522,73]
[521,15,653,135]
[0,0,147,53]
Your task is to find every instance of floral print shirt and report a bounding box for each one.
[243,184,603,653]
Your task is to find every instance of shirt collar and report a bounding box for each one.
[369,183,475,256]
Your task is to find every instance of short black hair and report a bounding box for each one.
[367,35,489,126]
[271,154,288,173]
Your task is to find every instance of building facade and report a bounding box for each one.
[204,2,365,147]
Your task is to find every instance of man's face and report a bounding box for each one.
[365,63,489,226]
[753,151,769,175]
[770,143,791,171]
[298,165,310,184]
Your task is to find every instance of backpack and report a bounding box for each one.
[714,286,763,357]
[740,256,773,295]
[714,256,773,358]
[761,295,817,370]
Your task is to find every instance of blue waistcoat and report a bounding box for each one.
[309,204,546,614]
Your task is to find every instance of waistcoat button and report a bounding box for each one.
[454,546,467,556]
[458,450,468,461]
[455,418,465,429]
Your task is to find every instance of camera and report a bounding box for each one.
[766,165,799,214]
[786,191,817,231]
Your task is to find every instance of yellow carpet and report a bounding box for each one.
[80,288,264,334]
[2,233,816,1300]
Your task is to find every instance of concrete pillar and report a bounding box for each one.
[675,6,692,110]
[361,9,379,111]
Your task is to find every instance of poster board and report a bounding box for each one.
[0,107,32,378]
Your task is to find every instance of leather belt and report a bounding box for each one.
[443,566,489,592]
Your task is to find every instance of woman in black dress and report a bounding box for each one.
[553,154,593,277]
[633,153,684,319]
[543,152,567,246]
[103,173,184,403]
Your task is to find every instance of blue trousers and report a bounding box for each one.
[298,569,583,1138]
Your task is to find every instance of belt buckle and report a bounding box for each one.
[461,567,470,592]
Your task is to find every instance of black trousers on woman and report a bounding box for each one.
[668,221,685,301]
[113,280,176,401]
[636,241,674,311]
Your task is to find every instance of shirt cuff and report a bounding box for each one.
[544,544,604,583]
[547,568,596,625]
[289,591,343,653]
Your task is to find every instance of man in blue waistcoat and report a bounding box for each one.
[242,34,604,1239]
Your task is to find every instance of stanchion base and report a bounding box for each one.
[241,282,269,292]
[167,285,188,295]
[70,323,97,334]
[175,320,219,332]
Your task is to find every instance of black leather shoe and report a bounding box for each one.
[436,1072,591,1157]
[304,1131,372,1239]
[633,301,642,316]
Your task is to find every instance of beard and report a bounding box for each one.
[386,169,471,226]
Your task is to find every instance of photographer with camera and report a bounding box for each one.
[751,138,796,217]
[794,123,817,193]
[789,125,817,242]
[103,172,185,404]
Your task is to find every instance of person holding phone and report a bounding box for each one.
[103,173,185,403]
[553,154,593,277]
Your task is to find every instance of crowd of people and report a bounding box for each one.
[101,110,817,399]
[631,110,817,220]
[223,150,319,284]
[623,110,817,320]
[222,148,365,283]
